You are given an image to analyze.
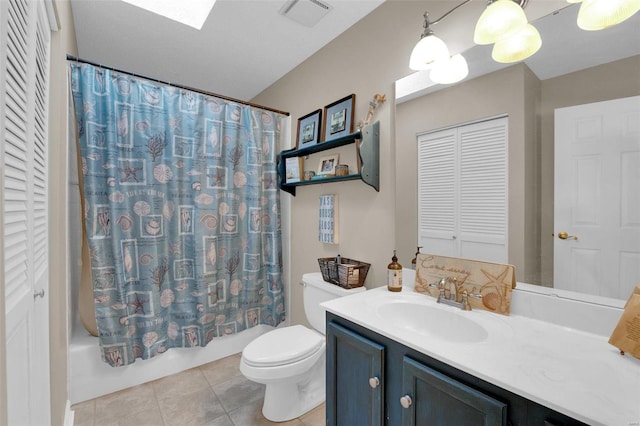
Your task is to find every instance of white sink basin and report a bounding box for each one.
[372,293,513,343]
[376,301,489,343]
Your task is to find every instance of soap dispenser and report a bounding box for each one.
[387,250,403,292]
[411,246,422,270]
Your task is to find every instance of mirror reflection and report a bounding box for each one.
[395,4,640,302]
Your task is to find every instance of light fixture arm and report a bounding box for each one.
[421,0,530,35]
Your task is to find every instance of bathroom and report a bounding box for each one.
[1,0,639,425]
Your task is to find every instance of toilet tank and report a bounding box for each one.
[302,272,366,334]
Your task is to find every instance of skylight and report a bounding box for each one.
[121,0,216,30]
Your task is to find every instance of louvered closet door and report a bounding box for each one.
[1,0,52,424]
[418,117,508,263]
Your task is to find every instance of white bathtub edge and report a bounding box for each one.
[69,324,273,404]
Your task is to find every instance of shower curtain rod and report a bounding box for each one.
[66,54,290,116]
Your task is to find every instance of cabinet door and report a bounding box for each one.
[326,321,384,426]
[401,356,507,426]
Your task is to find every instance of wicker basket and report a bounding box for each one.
[318,257,370,289]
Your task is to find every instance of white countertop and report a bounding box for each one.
[321,279,640,425]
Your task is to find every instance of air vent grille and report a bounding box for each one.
[279,0,332,27]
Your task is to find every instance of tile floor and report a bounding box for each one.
[71,353,325,426]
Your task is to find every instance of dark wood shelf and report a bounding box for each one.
[277,121,379,196]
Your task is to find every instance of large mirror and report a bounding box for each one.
[395,4,640,304]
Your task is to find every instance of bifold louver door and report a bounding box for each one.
[1,0,52,424]
[418,117,508,263]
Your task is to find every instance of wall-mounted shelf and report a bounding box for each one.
[278,121,379,196]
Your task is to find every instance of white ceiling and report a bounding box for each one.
[71,0,640,103]
[70,0,386,101]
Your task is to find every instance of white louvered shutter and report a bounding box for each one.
[418,117,508,263]
[1,0,52,424]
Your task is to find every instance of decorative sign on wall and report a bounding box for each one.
[319,194,339,244]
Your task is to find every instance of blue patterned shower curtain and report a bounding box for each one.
[69,63,286,366]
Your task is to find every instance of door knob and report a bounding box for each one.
[557,231,578,240]
[33,289,45,300]
[400,395,412,409]
[368,377,380,389]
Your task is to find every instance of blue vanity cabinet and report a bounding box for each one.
[326,312,588,426]
[401,356,507,425]
[326,321,385,426]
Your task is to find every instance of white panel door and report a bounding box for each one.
[554,96,640,299]
[1,0,51,424]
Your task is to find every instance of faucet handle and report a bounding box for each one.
[461,290,472,311]
[468,292,483,300]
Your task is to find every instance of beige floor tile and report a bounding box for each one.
[94,407,165,426]
[94,383,160,421]
[227,399,304,426]
[212,375,264,413]
[152,366,211,400]
[157,386,226,426]
[200,353,243,386]
[204,414,235,426]
[299,403,325,426]
[72,399,96,426]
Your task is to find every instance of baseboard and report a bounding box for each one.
[63,400,75,426]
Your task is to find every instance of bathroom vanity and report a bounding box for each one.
[322,277,640,425]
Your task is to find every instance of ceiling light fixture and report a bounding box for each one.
[570,0,640,30]
[474,0,528,45]
[409,0,473,84]
[121,0,217,30]
[491,23,541,63]
[429,54,470,84]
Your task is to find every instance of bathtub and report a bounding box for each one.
[69,318,274,404]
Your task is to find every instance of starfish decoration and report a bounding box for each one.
[169,116,182,131]
[480,267,511,290]
[118,160,143,183]
[207,168,226,187]
[127,293,148,315]
[83,100,96,115]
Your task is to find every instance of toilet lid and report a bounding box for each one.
[243,325,324,367]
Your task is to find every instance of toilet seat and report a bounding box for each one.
[242,325,323,368]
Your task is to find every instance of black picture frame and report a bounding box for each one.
[323,94,355,141]
[296,109,323,149]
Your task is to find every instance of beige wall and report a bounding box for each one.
[49,0,77,424]
[252,1,429,326]
[253,0,640,317]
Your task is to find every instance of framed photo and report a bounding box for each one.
[285,157,303,183]
[296,109,322,149]
[323,94,355,141]
[317,154,339,176]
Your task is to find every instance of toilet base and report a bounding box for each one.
[260,354,325,422]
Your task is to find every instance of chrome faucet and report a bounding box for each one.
[436,277,471,311]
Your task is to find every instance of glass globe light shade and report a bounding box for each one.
[492,24,542,63]
[577,0,640,30]
[474,0,528,45]
[429,54,469,85]
[409,34,450,70]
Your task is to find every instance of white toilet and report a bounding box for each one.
[240,272,366,422]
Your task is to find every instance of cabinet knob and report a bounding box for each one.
[400,395,412,409]
[368,377,380,389]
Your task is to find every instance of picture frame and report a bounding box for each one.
[285,157,303,183]
[323,94,355,141]
[317,154,339,176]
[296,109,323,149]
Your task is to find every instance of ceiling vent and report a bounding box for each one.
[279,0,332,27]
